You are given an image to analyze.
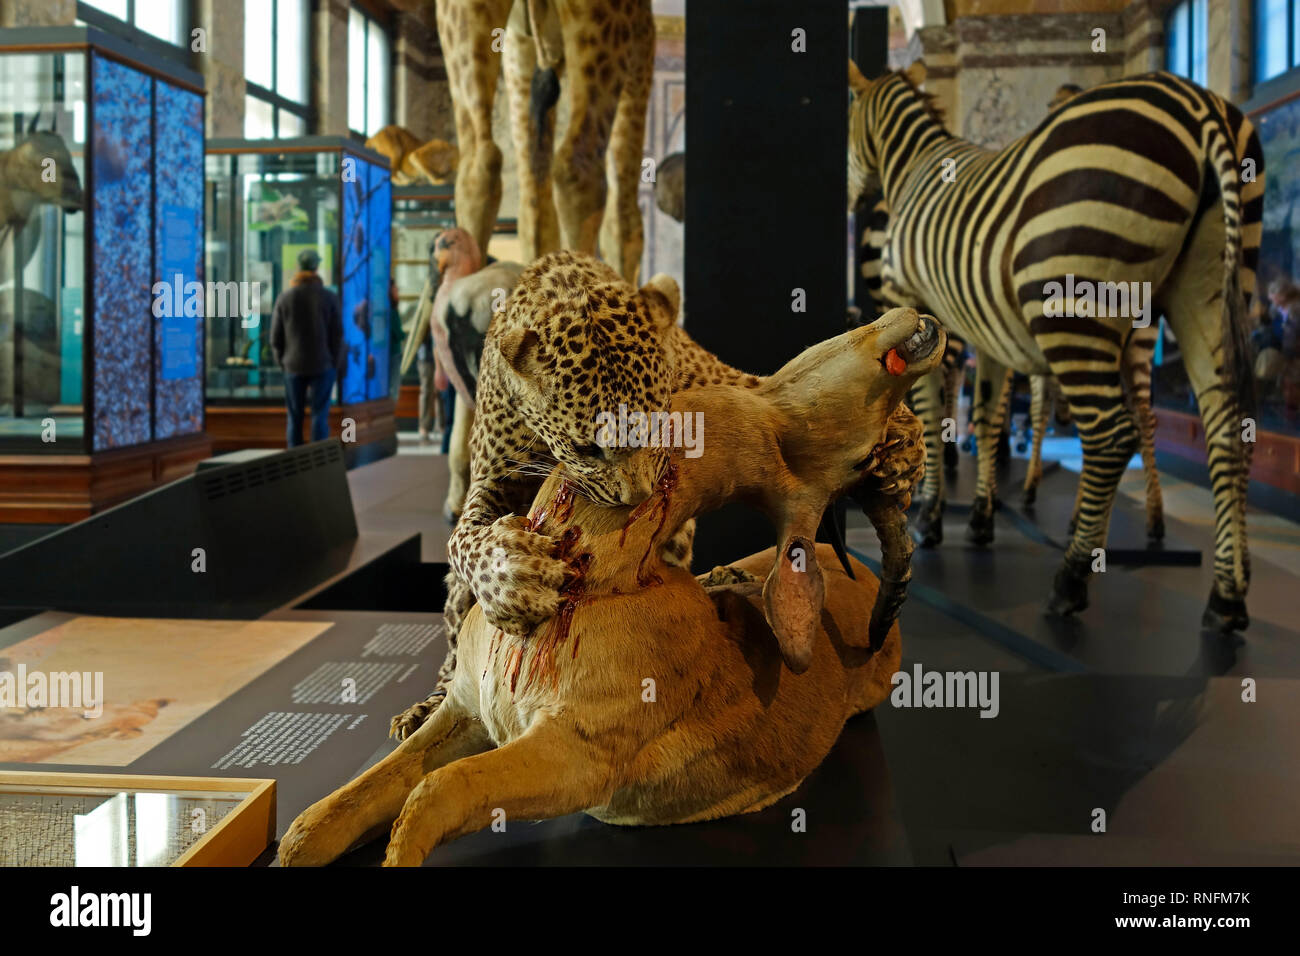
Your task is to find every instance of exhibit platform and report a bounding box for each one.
[1,447,1296,866]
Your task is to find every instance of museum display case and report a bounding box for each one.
[0,771,275,867]
[204,137,396,456]
[1152,85,1300,494]
[0,26,209,522]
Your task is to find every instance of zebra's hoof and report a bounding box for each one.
[966,498,995,545]
[1146,517,1165,544]
[1047,562,1089,616]
[943,443,958,473]
[1202,589,1249,634]
[916,498,944,548]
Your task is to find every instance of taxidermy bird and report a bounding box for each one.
[400,227,523,405]
[400,227,524,522]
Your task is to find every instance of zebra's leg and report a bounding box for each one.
[910,371,946,547]
[941,338,964,473]
[1121,338,1164,543]
[1160,331,1251,631]
[1047,366,1139,617]
[967,354,1011,546]
[1023,375,1049,508]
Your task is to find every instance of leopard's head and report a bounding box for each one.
[495,252,681,507]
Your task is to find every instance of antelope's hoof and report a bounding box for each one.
[1046,562,1089,616]
[916,498,944,548]
[966,498,995,546]
[1202,589,1249,634]
[1022,484,1038,508]
[1146,517,1165,545]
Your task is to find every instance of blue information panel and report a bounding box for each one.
[159,204,198,381]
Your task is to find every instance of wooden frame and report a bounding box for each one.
[0,771,275,867]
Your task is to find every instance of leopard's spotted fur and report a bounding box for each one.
[391,250,759,739]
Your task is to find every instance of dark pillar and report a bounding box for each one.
[685,0,849,572]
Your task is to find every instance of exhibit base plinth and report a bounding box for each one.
[0,431,212,524]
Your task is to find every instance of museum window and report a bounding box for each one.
[349,5,392,139]
[1254,0,1300,82]
[76,0,189,60]
[1164,0,1208,86]
[244,0,313,139]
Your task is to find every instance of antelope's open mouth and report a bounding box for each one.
[881,315,940,374]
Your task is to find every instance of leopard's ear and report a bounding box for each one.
[497,326,543,380]
[639,273,681,332]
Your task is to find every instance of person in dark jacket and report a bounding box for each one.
[270,249,343,446]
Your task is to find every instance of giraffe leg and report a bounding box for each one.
[438,0,509,255]
[968,355,1011,546]
[503,2,559,260]
[597,2,654,283]
[550,9,622,256]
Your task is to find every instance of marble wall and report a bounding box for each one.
[896,0,1257,151]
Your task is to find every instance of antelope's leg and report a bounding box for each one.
[1023,375,1048,507]
[279,698,491,867]
[385,717,614,866]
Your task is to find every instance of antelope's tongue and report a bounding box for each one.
[885,348,907,376]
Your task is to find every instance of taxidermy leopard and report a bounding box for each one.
[391,250,763,739]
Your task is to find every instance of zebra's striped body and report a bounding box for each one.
[849,70,1263,629]
[859,191,1166,539]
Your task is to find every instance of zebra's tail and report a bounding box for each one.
[1205,109,1257,421]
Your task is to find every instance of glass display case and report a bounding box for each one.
[0,771,275,867]
[1153,90,1300,442]
[205,137,394,408]
[0,27,204,454]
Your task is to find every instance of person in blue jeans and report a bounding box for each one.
[270,249,343,447]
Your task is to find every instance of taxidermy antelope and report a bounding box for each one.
[278,307,944,866]
[0,112,83,259]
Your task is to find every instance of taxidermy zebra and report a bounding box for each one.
[848,63,1264,632]
[857,186,1164,542]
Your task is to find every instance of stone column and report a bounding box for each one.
[0,0,76,26]
[312,0,350,135]
[1208,0,1252,102]
[393,9,452,139]
[191,0,244,138]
